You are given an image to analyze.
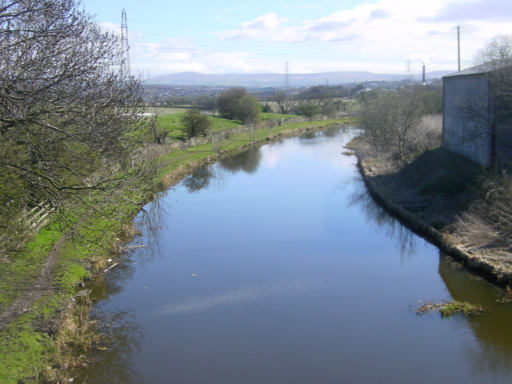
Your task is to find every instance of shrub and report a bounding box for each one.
[217,88,247,120]
[235,95,260,125]
[295,103,320,119]
[182,110,211,138]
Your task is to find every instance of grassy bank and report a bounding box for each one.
[0,116,353,383]
[347,135,512,290]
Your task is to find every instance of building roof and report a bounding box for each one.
[443,59,512,79]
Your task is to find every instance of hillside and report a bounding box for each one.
[146,70,450,87]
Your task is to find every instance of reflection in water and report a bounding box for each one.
[349,182,419,259]
[76,309,144,384]
[324,125,346,137]
[219,148,262,174]
[89,260,138,302]
[299,131,318,141]
[130,192,176,266]
[90,196,173,302]
[157,278,320,316]
[298,126,345,143]
[438,253,512,378]
[182,165,215,193]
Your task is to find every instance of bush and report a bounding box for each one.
[217,88,260,124]
[295,103,320,119]
[359,89,425,163]
[235,95,260,124]
[217,88,247,120]
[182,109,211,138]
[261,103,273,113]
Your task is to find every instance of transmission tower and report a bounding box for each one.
[121,9,131,75]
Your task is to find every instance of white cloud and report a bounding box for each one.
[220,13,295,41]
[217,0,512,72]
[102,0,512,75]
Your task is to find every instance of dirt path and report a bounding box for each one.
[0,227,75,332]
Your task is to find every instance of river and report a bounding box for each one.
[79,127,512,383]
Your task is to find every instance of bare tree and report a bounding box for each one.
[474,35,512,66]
[274,91,292,115]
[359,89,425,163]
[0,0,143,252]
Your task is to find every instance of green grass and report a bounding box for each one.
[416,300,485,317]
[0,294,63,384]
[439,301,485,317]
[0,221,70,312]
[208,115,242,132]
[132,113,243,142]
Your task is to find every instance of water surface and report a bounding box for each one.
[81,128,512,383]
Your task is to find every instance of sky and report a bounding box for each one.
[81,0,512,76]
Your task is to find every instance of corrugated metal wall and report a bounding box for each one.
[443,75,491,166]
[492,71,512,167]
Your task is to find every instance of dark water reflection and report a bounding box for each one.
[78,128,512,384]
[219,147,262,174]
[82,309,144,384]
[438,255,512,378]
[349,184,420,259]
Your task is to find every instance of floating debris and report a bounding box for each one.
[416,300,486,317]
[103,262,119,273]
[120,245,148,251]
[496,295,512,305]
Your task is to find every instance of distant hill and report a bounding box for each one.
[145,71,450,87]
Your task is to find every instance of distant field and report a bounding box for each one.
[133,112,243,141]
[260,112,300,120]
[133,111,315,142]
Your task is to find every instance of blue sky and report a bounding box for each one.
[82,0,512,76]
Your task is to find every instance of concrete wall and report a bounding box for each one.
[443,74,491,166]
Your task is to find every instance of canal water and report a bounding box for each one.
[81,127,512,383]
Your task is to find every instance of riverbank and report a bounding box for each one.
[0,117,353,383]
[347,135,512,289]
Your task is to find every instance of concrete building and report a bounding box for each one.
[443,61,512,167]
